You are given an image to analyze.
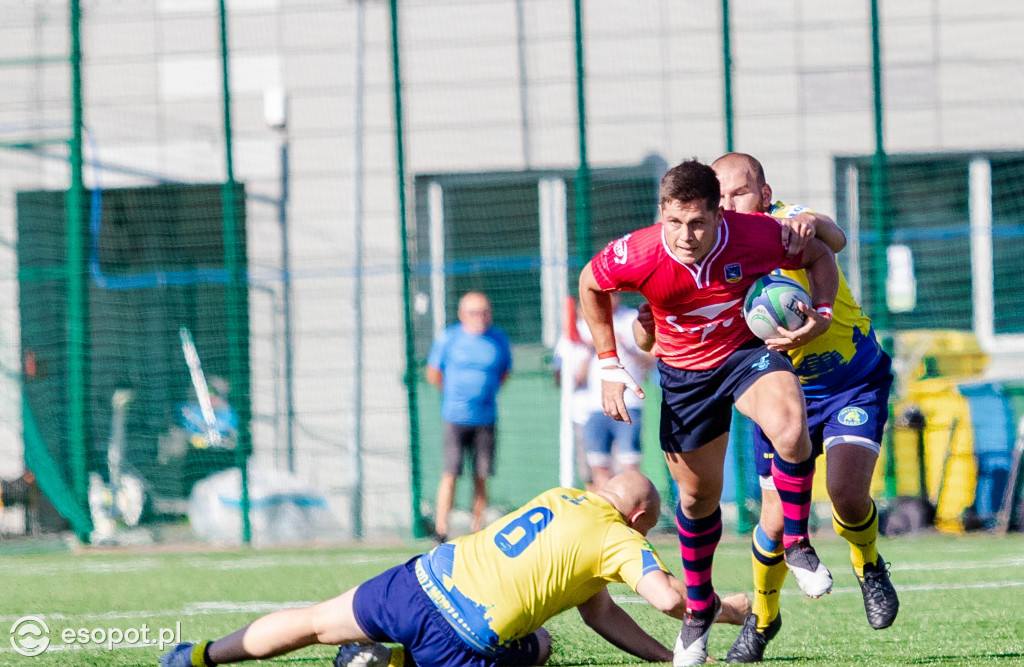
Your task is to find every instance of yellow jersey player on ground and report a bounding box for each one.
[159,472,751,667]
[713,153,899,663]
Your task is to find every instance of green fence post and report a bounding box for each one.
[721,0,734,153]
[573,0,591,270]
[390,0,427,539]
[870,0,897,500]
[67,0,92,543]
[217,0,251,545]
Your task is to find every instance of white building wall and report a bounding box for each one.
[1,0,1023,533]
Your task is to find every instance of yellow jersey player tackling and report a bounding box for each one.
[159,472,750,667]
[416,484,669,656]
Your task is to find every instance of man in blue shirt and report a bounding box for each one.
[427,291,512,542]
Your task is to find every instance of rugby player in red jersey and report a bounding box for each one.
[578,159,839,666]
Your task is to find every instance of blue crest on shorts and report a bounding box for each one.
[725,263,743,283]
[837,407,869,426]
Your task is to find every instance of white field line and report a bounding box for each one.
[1,643,177,654]
[3,553,1020,577]
[0,552,396,576]
[3,553,1020,654]
[894,555,1024,571]
[4,577,1019,655]
[0,601,318,624]
[609,577,1024,604]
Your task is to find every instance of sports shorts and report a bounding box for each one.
[755,352,894,479]
[658,339,795,453]
[443,423,496,477]
[352,558,542,667]
[573,423,593,484]
[583,409,643,468]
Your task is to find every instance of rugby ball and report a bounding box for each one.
[742,274,812,340]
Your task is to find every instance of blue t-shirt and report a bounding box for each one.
[427,324,512,426]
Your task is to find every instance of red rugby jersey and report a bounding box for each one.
[590,211,801,370]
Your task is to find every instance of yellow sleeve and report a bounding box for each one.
[600,523,668,591]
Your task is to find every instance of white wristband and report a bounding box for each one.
[598,358,642,396]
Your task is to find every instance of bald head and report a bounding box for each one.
[457,291,493,334]
[597,471,661,536]
[712,152,772,214]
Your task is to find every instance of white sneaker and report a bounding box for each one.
[784,537,833,598]
[673,596,722,667]
[334,642,393,667]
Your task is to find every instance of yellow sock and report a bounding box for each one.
[750,526,787,630]
[190,641,211,667]
[388,646,406,667]
[833,501,878,577]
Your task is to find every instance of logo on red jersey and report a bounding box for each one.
[612,234,631,265]
[724,263,742,283]
[666,298,742,343]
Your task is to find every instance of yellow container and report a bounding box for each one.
[895,330,989,381]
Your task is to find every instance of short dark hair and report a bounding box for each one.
[659,159,721,211]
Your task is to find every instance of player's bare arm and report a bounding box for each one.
[635,570,751,624]
[425,366,443,388]
[632,302,656,352]
[781,211,847,255]
[579,262,644,423]
[764,237,839,351]
[577,588,673,663]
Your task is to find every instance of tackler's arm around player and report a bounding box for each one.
[575,576,748,663]
[780,211,847,256]
[764,237,838,352]
[579,262,645,424]
[577,588,675,663]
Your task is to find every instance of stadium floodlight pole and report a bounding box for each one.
[67,0,93,543]
[218,0,252,545]
[390,0,427,539]
[869,0,897,501]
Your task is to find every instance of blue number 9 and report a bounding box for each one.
[494,507,554,557]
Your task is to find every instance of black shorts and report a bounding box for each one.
[443,423,496,477]
[658,340,795,453]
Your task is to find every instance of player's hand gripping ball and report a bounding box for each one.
[742,274,812,340]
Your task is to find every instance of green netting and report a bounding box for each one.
[3,1,1024,544]
[17,184,248,518]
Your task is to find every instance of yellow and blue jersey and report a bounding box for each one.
[415,487,667,656]
[768,202,884,398]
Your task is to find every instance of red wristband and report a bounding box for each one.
[814,303,833,319]
[597,350,618,360]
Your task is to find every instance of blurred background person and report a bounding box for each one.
[426,291,512,542]
[580,294,654,490]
